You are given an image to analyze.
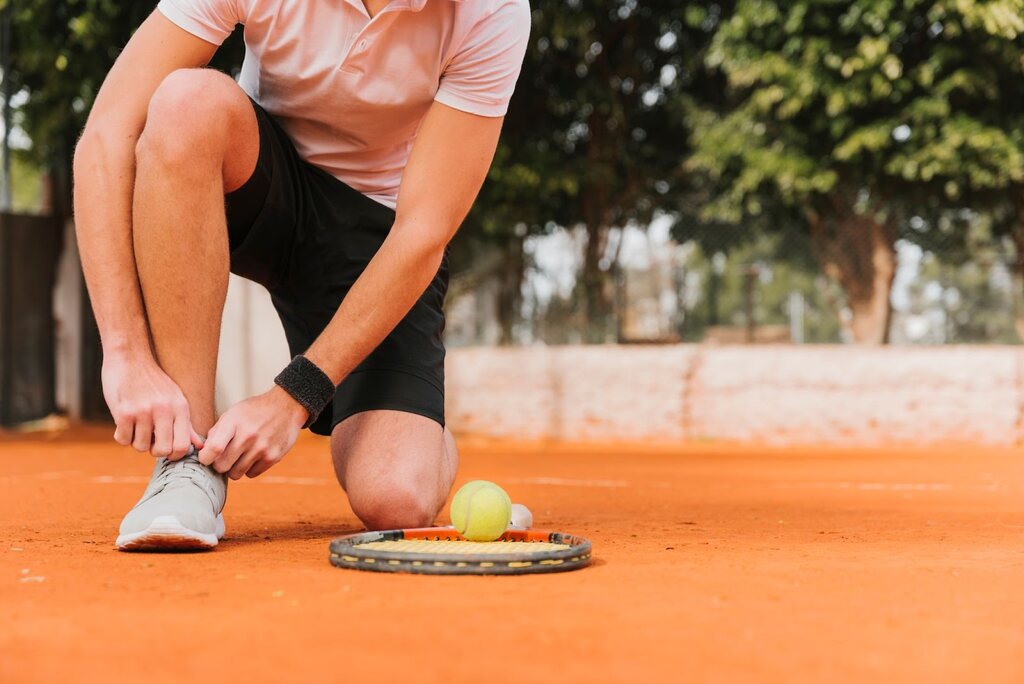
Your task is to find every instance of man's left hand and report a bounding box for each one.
[198,386,308,480]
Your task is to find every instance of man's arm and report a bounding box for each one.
[73,12,217,456]
[199,101,504,478]
[304,103,503,381]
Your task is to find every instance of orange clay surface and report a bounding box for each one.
[1,428,1022,683]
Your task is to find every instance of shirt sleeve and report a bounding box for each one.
[157,0,244,46]
[434,0,532,118]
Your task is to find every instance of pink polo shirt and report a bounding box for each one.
[157,0,531,208]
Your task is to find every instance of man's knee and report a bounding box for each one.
[347,478,439,531]
[136,69,246,168]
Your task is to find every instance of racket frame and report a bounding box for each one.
[329,527,592,575]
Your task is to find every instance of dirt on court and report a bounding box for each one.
[1,429,1022,683]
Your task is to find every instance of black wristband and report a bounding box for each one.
[274,355,336,429]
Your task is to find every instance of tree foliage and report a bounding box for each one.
[4,1,242,174]
[681,0,1024,342]
[463,0,731,341]
[6,1,1024,345]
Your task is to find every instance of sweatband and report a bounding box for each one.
[274,355,336,429]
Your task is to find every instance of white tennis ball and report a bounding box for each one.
[450,481,512,542]
[509,503,533,530]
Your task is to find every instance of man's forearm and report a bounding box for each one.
[303,221,447,384]
[299,100,500,391]
[73,127,152,361]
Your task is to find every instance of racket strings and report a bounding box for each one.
[356,539,571,555]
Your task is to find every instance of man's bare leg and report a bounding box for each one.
[116,68,259,551]
[133,68,259,439]
[332,411,459,529]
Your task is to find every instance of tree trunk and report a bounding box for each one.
[495,235,524,345]
[1009,196,1024,342]
[808,203,896,345]
[579,223,615,343]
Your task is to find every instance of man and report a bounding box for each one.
[72,0,531,550]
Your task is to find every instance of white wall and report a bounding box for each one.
[444,345,1023,446]
[215,275,290,412]
[53,220,82,418]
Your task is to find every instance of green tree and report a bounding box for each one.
[4,0,243,213]
[464,1,732,342]
[685,0,1024,343]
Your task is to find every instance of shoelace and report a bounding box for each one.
[150,452,222,505]
[156,455,206,483]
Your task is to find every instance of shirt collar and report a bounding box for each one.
[342,0,432,14]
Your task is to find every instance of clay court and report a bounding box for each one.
[2,430,1021,683]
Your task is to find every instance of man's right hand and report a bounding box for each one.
[102,354,204,460]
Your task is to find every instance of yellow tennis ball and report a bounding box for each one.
[450,480,512,542]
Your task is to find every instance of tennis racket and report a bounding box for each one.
[329,527,592,575]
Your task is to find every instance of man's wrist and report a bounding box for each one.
[102,339,154,365]
[269,384,310,427]
[273,355,336,429]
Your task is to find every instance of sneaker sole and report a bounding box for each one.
[116,514,225,552]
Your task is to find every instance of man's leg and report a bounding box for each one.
[133,68,259,436]
[332,411,458,530]
[117,68,259,551]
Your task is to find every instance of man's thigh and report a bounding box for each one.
[331,410,455,505]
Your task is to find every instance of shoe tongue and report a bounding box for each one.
[161,457,200,481]
[154,456,225,508]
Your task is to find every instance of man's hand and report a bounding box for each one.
[103,353,204,459]
[198,386,308,480]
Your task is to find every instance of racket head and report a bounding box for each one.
[329,527,592,575]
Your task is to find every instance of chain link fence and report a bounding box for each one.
[446,213,1024,347]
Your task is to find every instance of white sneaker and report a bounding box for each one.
[116,448,227,551]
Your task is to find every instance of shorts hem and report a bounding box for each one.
[328,404,445,436]
[346,364,444,395]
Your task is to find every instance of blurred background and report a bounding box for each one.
[1,1,1022,441]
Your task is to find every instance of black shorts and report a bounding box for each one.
[224,99,447,436]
